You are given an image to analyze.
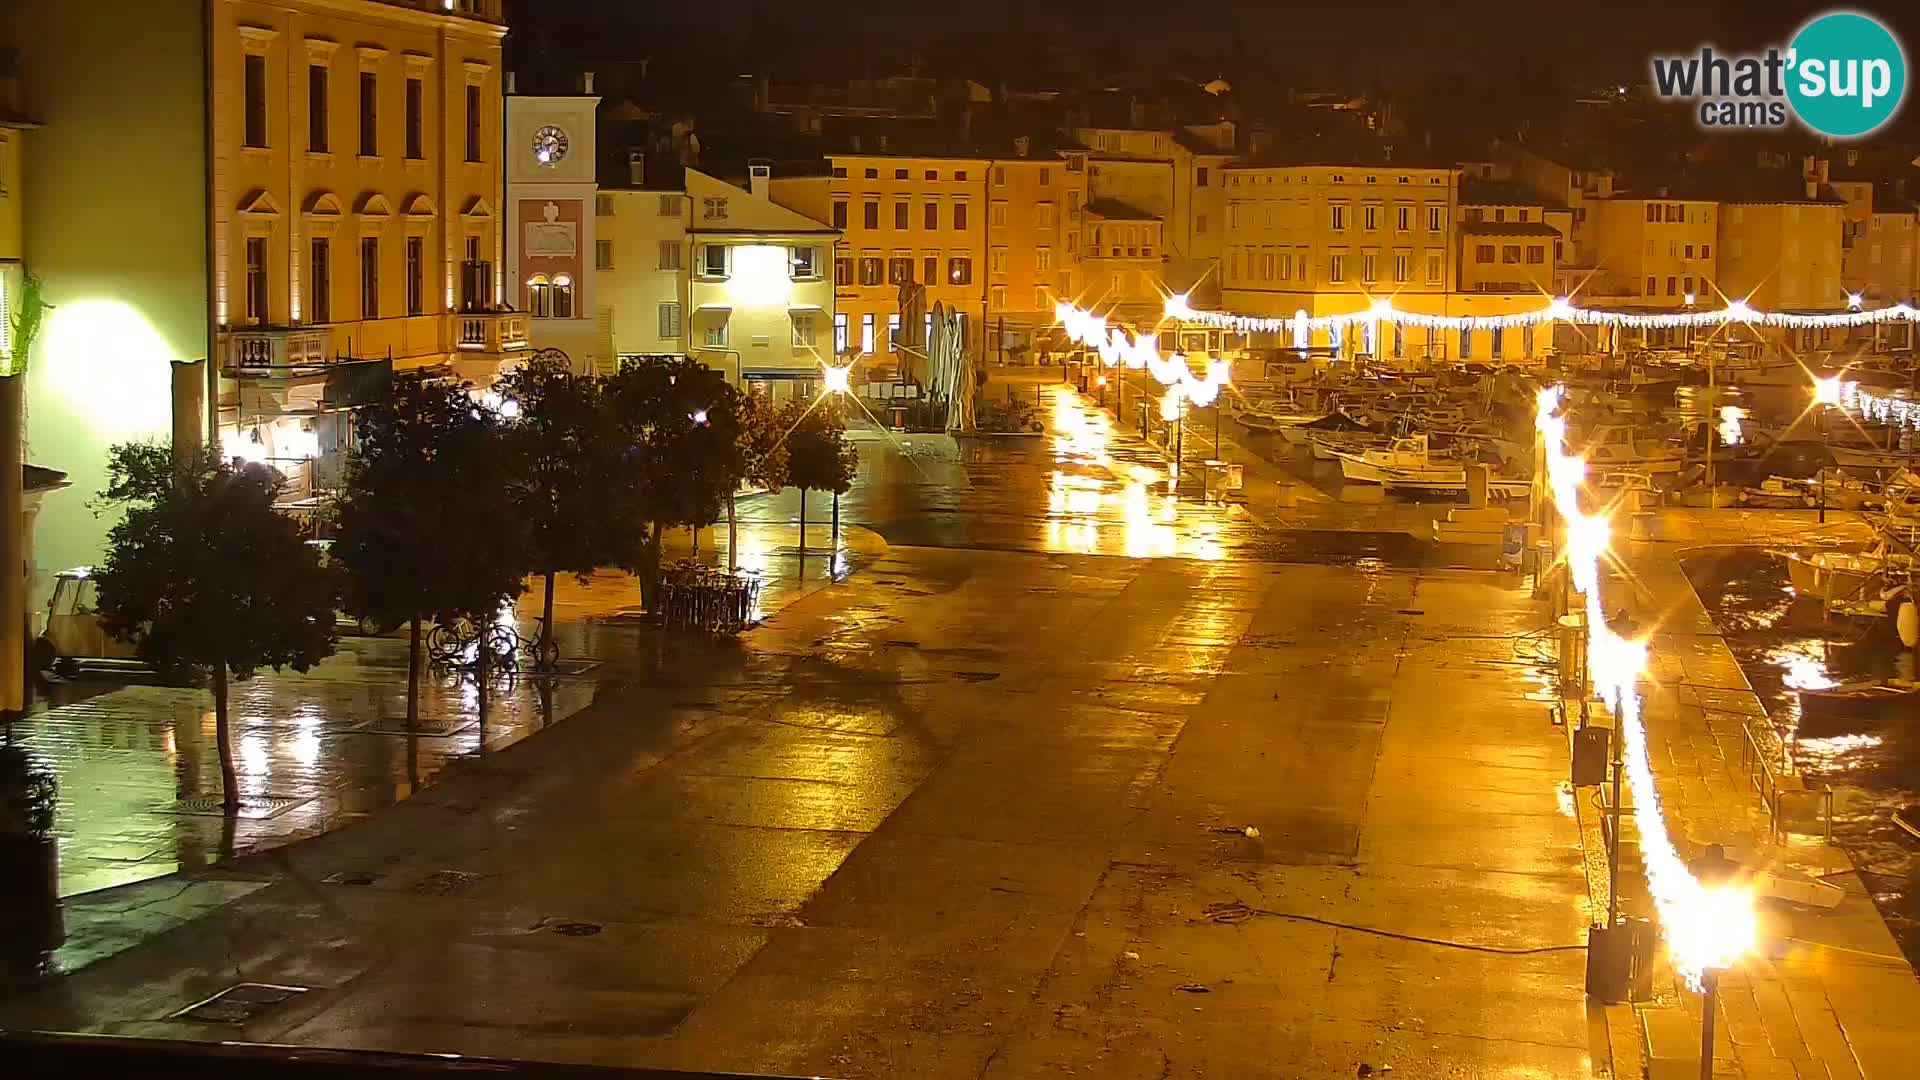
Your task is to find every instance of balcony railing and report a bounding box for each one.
[226,326,333,374]
[455,311,530,354]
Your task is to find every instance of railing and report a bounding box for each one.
[1738,718,1835,844]
[455,311,529,354]
[227,327,333,373]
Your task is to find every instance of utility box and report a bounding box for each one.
[1572,724,1610,786]
[1586,918,1656,1003]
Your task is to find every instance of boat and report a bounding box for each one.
[1332,435,1466,485]
[1309,431,1388,460]
[1831,446,1919,472]
[1284,409,1376,449]
[1893,805,1920,842]
[1798,678,1920,719]
[1571,424,1686,475]
[1785,550,1885,603]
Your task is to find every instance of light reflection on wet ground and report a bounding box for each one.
[1684,547,1920,965]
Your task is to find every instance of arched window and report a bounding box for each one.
[527,274,551,317]
[551,274,574,319]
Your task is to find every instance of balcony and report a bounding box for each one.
[455,311,530,354]
[225,326,333,376]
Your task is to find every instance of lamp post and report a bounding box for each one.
[1813,375,1843,524]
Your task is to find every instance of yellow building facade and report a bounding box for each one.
[0,0,510,600]
[986,155,1087,349]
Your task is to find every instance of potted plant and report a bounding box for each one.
[0,744,63,957]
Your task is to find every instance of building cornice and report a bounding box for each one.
[219,0,507,42]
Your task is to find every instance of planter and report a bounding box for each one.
[0,834,64,955]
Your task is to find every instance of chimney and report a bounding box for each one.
[581,71,595,95]
[1013,135,1031,158]
[749,163,771,200]
[1845,147,1860,167]
[628,151,645,187]
[1816,158,1830,185]
[1806,178,1819,200]
[505,70,517,95]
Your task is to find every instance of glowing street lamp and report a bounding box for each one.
[1813,375,1844,523]
[821,360,853,396]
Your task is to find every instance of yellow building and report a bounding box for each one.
[1717,173,1847,354]
[773,152,989,379]
[0,0,510,601]
[986,150,1088,354]
[1832,172,1917,352]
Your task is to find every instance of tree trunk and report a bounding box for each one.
[640,523,665,612]
[798,488,808,554]
[541,571,556,654]
[406,617,422,728]
[727,491,738,572]
[212,662,238,809]
[476,614,490,726]
[832,489,841,554]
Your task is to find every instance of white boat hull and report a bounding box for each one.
[1831,446,1919,471]
[1786,552,1879,602]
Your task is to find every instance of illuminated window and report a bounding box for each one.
[859,257,883,286]
[860,313,875,354]
[789,246,818,279]
[704,317,728,348]
[887,313,901,350]
[527,274,550,317]
[835,258,852,286]
[948,257,972,285]
[888,257,913,285]
[833,313,848,352]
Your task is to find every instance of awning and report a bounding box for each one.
[321,358,394,408]
[693,302,734,313]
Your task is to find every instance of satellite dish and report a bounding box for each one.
[1898,600,1918,649]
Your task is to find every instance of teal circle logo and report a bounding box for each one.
[1787,12,1906,137]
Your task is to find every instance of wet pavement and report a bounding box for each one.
[0,381,1604,1077]
[8,526,884,900]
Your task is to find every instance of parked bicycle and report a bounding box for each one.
[425,615,558,673]
[659,561,763,634]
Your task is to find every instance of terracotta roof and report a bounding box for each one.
[1460,221,1563,237]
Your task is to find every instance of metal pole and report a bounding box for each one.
[1699,970,1720,1080]
[1214,400,1222,459]
[1705,348,1716,496]
[1820,406,1829,524]
[1175,401,1184,483]
[1608,709,1624,927]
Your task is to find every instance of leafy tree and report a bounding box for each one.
[729,390,790,570]
[334,377,528,723]
[784,399,858,553]
[604,356,747,607]
[93,444,336,807]
[495,360,621,658]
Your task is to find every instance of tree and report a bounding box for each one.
[334,377,528,724]
[730,390,790,570]
[604,356,747,607]
[495,359,621,660]
[93,444,336,807]
[784,399,858,553]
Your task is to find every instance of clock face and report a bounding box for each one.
[532,124,569,165]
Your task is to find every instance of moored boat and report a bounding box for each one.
[1798,678,1920,719]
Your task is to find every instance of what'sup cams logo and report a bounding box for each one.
[1650,10,1907,137]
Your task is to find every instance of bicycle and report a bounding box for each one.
[426,616,478,664]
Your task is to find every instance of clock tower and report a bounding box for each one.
[505,74,601,373]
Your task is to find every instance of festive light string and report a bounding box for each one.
[1536,386,1756,989]
[1055,302,1233,411]
[1165,292,1920,335]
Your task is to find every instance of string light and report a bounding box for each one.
[1536,387,1756,988]
[1162,293,1920,334]
[1057,303,1232,403]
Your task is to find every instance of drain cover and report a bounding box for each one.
[161,794,312,820]
[172,982,308,1024]
[411,869,483,896]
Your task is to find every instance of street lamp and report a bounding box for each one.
[1813,375,1843,523]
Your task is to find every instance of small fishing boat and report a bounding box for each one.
[1830,445,1919,472]
[1893,805,1920,842]
[1798,678,1920,719]
[1785,550,1891,603]
[1333,435,1465,485]
[1573,424,1686,475]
